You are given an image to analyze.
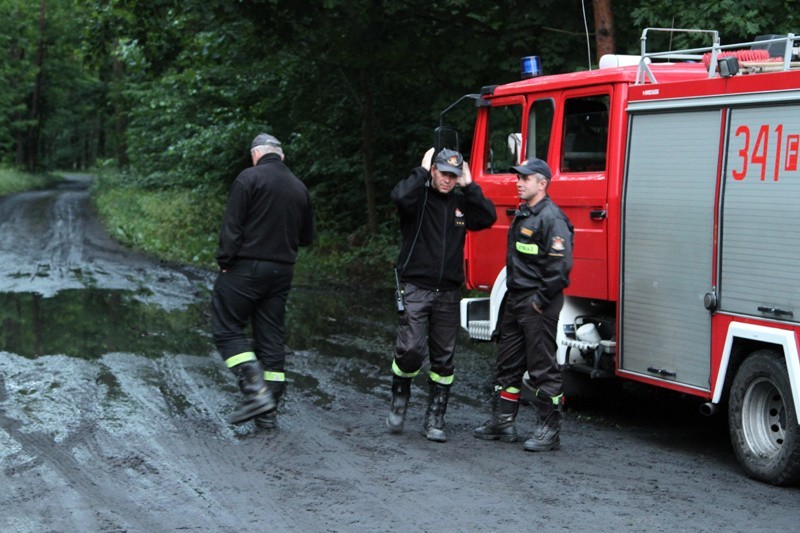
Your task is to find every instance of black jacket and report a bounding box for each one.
[392,167,496,291]
[216,153,314,270]
[506,196,573,308]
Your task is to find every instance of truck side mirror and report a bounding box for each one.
[434,126,459,154]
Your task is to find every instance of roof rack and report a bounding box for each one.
[635,28,799,84]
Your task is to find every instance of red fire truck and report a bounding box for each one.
[457,28,800,485]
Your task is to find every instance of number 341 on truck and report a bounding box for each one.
[456,29,800,486]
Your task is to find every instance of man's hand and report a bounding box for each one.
[421,147,435,170]
[457,161,473,187]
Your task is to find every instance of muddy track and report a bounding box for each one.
[1,177,798,531]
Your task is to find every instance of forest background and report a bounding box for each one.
[2,0,798,286]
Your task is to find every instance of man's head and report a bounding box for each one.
[511,158,551,205]
[430,149,463,194]
[250,133,284,164]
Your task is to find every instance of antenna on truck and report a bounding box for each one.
[581,0,593,70]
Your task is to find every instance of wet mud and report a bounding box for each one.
[0,177,798,531]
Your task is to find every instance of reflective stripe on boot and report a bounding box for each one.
[472,397,519,442]
[422,380,450,442]
[255,379,286,430]
[386,376,411,433]
[227,360,276,425]
[473,388,519,443]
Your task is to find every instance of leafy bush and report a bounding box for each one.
[92,171,225,267]
[92,168,401,286]
[294,228,399,288]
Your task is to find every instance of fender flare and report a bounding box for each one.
[713,321,800,425]
[487,267,507,335]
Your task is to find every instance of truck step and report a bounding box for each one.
[466,320,492,341]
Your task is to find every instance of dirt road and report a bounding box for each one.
[0,177,797,531]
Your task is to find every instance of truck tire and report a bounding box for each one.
[728,350,800,486]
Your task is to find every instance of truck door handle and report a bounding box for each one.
[590,209,607,220]
[758,306,794,318]
[647,367,676,378]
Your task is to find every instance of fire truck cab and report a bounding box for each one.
[458,29,800,485]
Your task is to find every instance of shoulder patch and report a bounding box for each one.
[551,236,565,252]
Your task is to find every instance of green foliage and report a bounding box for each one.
[0,166,58,196]
[0,0,105,170]
[4,0,800,286]
[628,0,800,50]
[294,225,401,288]
[0,1,39,164]
[92,170,225,266]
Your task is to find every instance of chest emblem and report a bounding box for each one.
[520,227,533,237]
[454,208,465,226]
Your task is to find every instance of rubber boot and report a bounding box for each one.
[473,388,519,443]
[254,380,286,430]
[523,394,562,452]
[386,375,411,433]
[228,361,276,425]
[422,380,450,443]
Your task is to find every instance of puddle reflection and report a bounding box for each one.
[0,286,397,362]
[0,289,211,358]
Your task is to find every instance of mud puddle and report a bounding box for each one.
[0,289,211,359]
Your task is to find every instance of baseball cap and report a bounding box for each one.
[433,149,464,176]
[511,158,552,180]
[250,133,282,150]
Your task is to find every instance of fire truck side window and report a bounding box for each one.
[561,95,609,172]
[485,104,522,174]
[527,98,554,162]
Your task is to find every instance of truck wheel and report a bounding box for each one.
[728,350,800,485]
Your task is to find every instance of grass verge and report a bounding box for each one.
[0,166,61,196]
[91,171,399,285]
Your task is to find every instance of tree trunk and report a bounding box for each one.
[592,0,615,62]
[359,69,378,235]
[112,55,129,167]
[26,0,47,171]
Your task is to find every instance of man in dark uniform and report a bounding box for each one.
[211,133,314,427]
[474,158,573,451]
[387,147,496,442]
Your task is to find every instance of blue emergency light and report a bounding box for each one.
[520,55,543,78]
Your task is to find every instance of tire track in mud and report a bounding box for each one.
[0,351,299,531]
[247,349,514,532]
[143,353,306,530]
[0,412,167,531]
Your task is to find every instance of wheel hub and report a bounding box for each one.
[742,377,787,457]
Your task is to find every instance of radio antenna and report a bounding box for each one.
[581,0,593,70]
[668,16,675,51]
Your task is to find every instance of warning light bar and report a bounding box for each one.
[520,55,542,79]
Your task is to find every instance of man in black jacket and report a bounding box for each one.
[387,148,496,442]
[211,133,314,427]
[473,158,573,451]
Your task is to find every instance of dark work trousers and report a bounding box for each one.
[495,291,564,397]
[211,259,294,372]
[394,283,460,379]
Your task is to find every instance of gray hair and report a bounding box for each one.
[251,143,284,158]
